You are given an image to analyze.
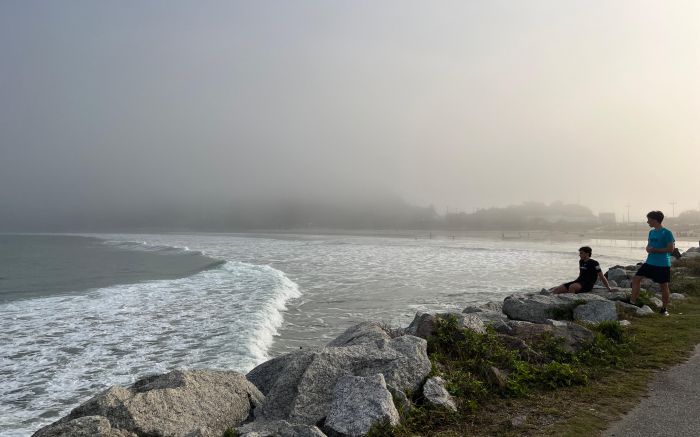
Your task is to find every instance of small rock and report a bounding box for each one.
[510,415,528,428]
[670,293,687,301]
[649,297,663,308]
[636,305,654,316]
[387,385,412,414]
[422,376,457,412]
[237,420,326,437]
[496,334,545,363]
[484,366,508,390]
[619,320,632,327]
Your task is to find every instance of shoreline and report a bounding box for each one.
[29,255,700,436]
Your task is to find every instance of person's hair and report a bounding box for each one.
[646,210,664,223]
[579,246,592,256]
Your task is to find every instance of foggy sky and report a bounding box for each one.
[1,1,699,230]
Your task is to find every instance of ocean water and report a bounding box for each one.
[1,232,649,436]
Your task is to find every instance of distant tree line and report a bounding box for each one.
[443,201,598,231]
[118,199,599,232]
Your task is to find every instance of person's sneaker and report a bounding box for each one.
[659,307,669,316]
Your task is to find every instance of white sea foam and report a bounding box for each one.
[0,261,300,437]
[102,239,204,256]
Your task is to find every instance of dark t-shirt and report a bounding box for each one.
[576,259,601,285]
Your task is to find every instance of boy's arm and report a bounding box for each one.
[646,231,675,253]
[598,272,614,292]
[647,241,675,253]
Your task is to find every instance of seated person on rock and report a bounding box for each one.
[551,246,615,294]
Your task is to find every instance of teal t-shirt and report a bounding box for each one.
[646,227,675,267]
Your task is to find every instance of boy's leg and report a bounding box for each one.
[551,284,568,294]
[630,276,643,305]
[568,282,582,293]
[552,281,576,294]
[660,282,670,309]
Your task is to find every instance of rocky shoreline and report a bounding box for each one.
[32,249,700,437]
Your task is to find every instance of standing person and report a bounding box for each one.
[630,210,675,316]
[551,246,615,294]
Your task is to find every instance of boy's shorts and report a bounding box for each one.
[635,263,671,284]
[562,280,594,293]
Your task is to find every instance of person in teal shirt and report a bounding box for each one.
[630,210,675,316]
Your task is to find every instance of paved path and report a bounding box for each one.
[603,343,700,437]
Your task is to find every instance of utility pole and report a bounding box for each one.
[625,204,631,224]
[669,201,677,217]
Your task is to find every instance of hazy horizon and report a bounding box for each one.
[2,1,699,231]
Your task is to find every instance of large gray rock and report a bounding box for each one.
[463,301,503,313]
[406,312,485,338]
[558,293,607,303]
[422,376,457,412]
[33,416,137,437]
[237,420,326,437]
[33,370,263,437]
[471,310,509,324]
[248,333,430,425]
[573,301,618,323]
[405,313,437,338]
[327,322,392,347]
[324,374,399,437]
[462,303,508,324]
[502,293,607,324]
[495,320,593,352]
[640,278,661,293]
[682,248,700,258]
[544,320,596,352]
[616,301,655,317]
[502,294,575,323]
[588,289,631,302]
[607,268,628,284]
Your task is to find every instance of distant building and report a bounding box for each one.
[599,212,616,225]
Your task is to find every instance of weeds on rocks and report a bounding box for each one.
[383,315,635,436]
[673,256,700,277]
